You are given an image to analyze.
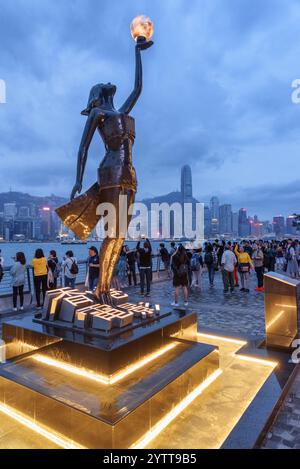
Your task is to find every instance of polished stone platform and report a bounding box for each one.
[3,307,198,374]
[0,305,219,448]
[1,277,300,449]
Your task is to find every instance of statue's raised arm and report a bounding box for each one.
[119,40,153,115]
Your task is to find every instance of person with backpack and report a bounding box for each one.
[276,243,285,271]
[31,248,48,309]
[47,250,61,289]
[124,245,137,287]
[171,244,189,307]
[252,243,264,291]
[168,242,177,277]
[204,244,217,287]
[87,246,99,291]
[190,248,204,290]
[228,242,239,287]
[186,249,193,286]
[217,241,225,268]
[10,252,26,312]
[265,243,276,272]
[286,240,299,278]
[118,248,128,288]
[221,246,237,293]
[62,250,78,289]
[244,241,253,258]
[159,243,171,275]
[169,242,177,257]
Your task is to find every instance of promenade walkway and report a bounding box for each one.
[125,270,266,340]
[0,270,299,449]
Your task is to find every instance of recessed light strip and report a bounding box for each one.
[131,368,223,449]
[234,355,278,367]
[0,402,85,449]
[32,342,178,385]
[197,332,247,346]
[266,310,284,331]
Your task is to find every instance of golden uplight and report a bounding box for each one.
[0,402,84,449]
[130,15,154,42]
[32,342,177,385]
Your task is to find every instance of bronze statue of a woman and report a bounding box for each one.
[56,35,153,301]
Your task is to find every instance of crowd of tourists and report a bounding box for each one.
[165,238,300,305]
[1,238,300,311]
[1,247,91,311]
[87,237,300,306]
[115,238,300,307]
[2,240,155,310]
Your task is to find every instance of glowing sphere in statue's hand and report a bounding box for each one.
[130,15,154,42]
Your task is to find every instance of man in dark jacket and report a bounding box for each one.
[124,245,137,287]
[136,238,152,296]
[159,243,171,277]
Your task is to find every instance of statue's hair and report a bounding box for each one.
[81,84,104,116]
[81,83,116,115]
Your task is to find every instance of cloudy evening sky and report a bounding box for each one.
[1,0,300,219]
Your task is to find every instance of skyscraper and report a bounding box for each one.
[210,197,220,235]
[181,165,193,202]
[39,206,52,240]
[181,165,196,235]
[286,215,297,235]
[238,208,250,237]
[273,216,285,238]
[204,205,211,237]
[219,204,232,235]
[3,203,17,240]
[232,212,239,237]
[249,215,263,238]
[18,206,30,218]
[4,203,17,219]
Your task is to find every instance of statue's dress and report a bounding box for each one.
[56,113,136,240]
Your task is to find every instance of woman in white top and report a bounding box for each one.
[286,241,299,278]
[62,250,77,289]
[10,252,26,311]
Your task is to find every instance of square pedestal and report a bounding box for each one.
[0,308,219,449]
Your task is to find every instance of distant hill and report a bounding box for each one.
[141,191,199,206]
[0,191,67,210]
[0,189,199,212]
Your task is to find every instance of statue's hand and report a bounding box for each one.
[70,182,82,200]
[136,40,154,51]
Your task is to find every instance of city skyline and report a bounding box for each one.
[1,1,300,220]
[0,175,297,223]
[0,164,298,241]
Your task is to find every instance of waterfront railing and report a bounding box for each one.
[0,255,165,298]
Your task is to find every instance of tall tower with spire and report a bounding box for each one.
[181,165,193,202]
[181,165,196,236]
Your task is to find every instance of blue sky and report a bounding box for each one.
[0,0,300,219]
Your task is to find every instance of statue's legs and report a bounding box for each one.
[95,187,135,298]
[96,237,125,296]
